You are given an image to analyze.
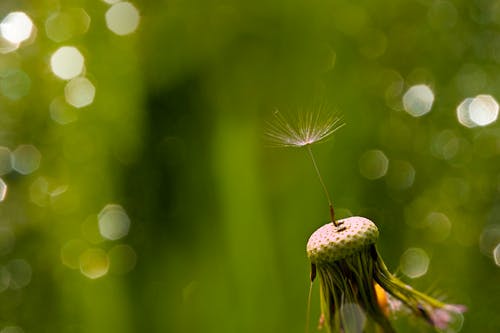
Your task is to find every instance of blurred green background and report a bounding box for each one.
[0,0,499,332]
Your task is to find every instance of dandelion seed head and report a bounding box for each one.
[307,216,467,332]
[265,108,344,148]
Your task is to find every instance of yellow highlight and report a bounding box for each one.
[374,283,389,316]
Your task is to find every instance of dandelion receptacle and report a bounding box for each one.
[307,216,465,333]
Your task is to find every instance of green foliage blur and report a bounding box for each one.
[1,0,500,332]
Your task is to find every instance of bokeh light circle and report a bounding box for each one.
[61,239,88,269]
[50,46,85,80]
[403,84,434,117]
[0,69,31,101]
[386,160,416,190]
[98,204,131,240]
[469,95,499,127]
[12,145,41,175]
[424,212,452,242]
[400,248,430,278]
[457,95,500,127]
[431,130,459,161]
[30,177,50,207]
[64,77,95,108]
[6,259,32,289]
[79,248,109,279]
[105,2,140,36]
[0,12,33,44]
[50,97,78,125]
[45,8,90,43]
[358,149,389,180]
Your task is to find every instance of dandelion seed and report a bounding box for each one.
[266,109,344,148]
[266,107,344,224]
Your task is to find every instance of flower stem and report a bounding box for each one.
[306,145,337,226]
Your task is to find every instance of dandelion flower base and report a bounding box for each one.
[307,216,378,263]
[307,216,465,333]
